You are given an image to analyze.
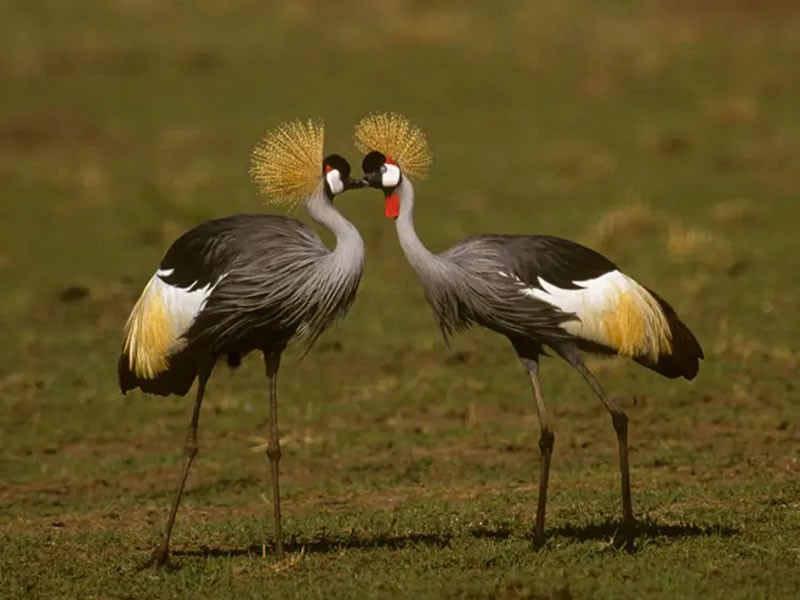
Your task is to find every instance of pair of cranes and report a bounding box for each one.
[119,113,703,566]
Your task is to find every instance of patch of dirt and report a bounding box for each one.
[0,431,348,511]
[180,49,227,73]
[0,477,532,537]
[53,434,179,460]
[656,0,800,21]
[0,463,176,504]
[0,503,264,536]
[4,436,796,539]
[386,8,477,46]
[657,133,691,157]
[58,285,90,303]
[0,110,106,152]
[40,279,141,333]
[706,95,760,126]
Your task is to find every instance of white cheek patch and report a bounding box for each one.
[325,169,344,195]
[382,164,401,188]
[520,269,672,360]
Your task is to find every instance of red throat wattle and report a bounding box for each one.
[384,193,400,219]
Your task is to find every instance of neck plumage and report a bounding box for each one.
[292,182,364,347]
[305,182,364,265]
[394,176,476,341]
[395,177,445,279]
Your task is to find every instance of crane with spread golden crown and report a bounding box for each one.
[355,112,703,549]
[118,119,365,565]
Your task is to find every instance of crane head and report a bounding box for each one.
[251,119,364,209]
[361,151,403,219]
[353,112,432,220]
[322,154,364,199]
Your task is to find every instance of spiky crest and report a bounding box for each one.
[250,119,325,208]
[354,112,432,180]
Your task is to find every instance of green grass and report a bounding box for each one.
[2,1,800,598]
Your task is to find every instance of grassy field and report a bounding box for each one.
[2,1,800,597]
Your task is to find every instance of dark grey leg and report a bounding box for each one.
[264,351,284,558]
[560,346,635,546]
[151,370,209,567]
[519,356,554,549]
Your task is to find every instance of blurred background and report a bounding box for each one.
[1,1,799,597]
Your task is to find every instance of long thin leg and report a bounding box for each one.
[264,351,284,558]
[151,370,210,567]
[560,346,635,546]
[519,356,554,549]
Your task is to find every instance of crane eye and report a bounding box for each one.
[380,163,401,188]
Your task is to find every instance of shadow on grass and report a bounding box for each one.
[544,517,739,552]
[170,526,515,560]
[162,518,737,563]
[171,533,448,560]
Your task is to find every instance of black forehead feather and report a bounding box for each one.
[361,150,386,174]
[322,154,351,178]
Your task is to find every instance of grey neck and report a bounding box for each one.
[394,177,444,278]
[305,183,364,263]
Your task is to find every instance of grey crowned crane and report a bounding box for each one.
[118,119,365,565]
[355,112,703,549]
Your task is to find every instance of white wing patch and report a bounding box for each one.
[519,269,672,360]
[122,271,226,379]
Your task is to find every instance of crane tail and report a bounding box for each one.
[117,349,197,396]
[638,289,704,380]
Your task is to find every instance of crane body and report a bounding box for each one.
[118,120,364,565]
[396,231,700,380]
[356,113,703,548]
[119,210,363,396]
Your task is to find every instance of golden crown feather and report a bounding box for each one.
[250,118,325,207]
[353,112,432,180]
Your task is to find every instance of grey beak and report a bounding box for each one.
[343,177,366,191]
[362,171,383,188]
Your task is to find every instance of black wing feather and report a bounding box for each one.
[158,214,312,288]
[442,234,702,380]
[486,235,617,289]
[118,213,327,396]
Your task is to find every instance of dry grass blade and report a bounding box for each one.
[666,223,729,261]
[250,119,324,207]
[709,200,759,225]
[584,203,661,249]
[354,112,432,180]
[267,547,306,574]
